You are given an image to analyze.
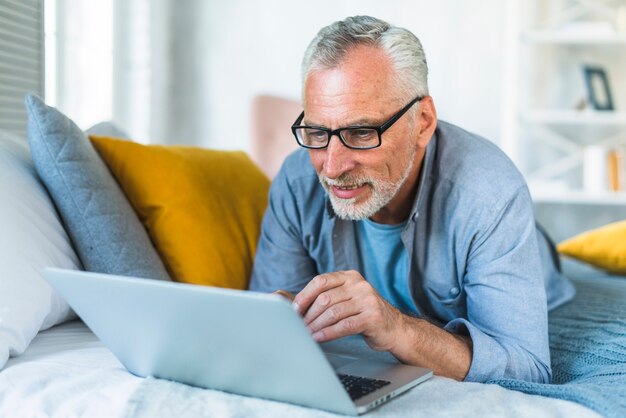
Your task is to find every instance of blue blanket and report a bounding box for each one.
[490,276,626,418]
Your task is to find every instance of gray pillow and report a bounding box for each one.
[25,93,170,281]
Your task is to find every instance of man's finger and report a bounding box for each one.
[293,273,343,314]
[311,312,366,343]
[307,300,360,334]
[302,286,352,325]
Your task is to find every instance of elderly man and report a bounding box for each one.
[249,16,574,383]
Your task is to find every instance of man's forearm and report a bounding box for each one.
[391,315,472,381]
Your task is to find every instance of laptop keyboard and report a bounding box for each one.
[338,374,391,401]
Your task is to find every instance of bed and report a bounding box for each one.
[0,275,608,418]
[0,266,626,417]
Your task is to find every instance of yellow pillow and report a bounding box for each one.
[557,220,626,274]
[90,135,270,289]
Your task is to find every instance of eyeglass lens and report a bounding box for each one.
[295,127,379,149]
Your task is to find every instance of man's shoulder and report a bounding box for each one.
[281,148,316,177]
[277,148,319,186]
[272,148,323,199]
[434,121,527,200]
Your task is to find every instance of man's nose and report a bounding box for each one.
[322,134,356,179]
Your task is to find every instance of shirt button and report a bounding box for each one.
[450,287,460,296]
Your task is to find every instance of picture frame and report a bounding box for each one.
[582,65,614,111]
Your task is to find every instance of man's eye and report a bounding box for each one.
[345,129,377,143]
[306,130,327,141]
[353,129,374,138]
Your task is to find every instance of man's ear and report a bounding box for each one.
[416,96,437,148]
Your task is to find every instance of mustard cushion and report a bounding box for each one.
[90,135,270,289]
[557,220,626,275]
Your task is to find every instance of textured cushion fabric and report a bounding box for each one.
[90,135,270,289]
[557,220,626,274]
[25,94,170,281]
[0,130,80,370]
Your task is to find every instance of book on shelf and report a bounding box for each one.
[608,148,623,192]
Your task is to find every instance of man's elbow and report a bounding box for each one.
[468,338,551,383]
[501,349,552,384]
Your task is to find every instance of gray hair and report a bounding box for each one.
[301,16,429,101]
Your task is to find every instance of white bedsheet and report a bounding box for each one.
[0,320,601,418]
[0,320,141,418]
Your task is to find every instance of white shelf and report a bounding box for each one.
[524,30,626,44]
[531,189,626,205]
[509,1,626,206]
[523,110,626,126]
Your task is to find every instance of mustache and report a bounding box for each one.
[318,173,374,187]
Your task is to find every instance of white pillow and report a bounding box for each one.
[0,130,81,370]
[84,120,131,139]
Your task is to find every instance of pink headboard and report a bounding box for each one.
[249,95,302,179]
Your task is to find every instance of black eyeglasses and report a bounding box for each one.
[291,95,423,150]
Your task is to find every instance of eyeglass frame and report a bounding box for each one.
[291,95,424,150]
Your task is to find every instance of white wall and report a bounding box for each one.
[188,0,508,151]
[48,0,153,143]
[53,0,114,128]
[49,0,510,151]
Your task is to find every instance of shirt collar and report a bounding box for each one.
[325,196,336,218]
[409,129,437,223]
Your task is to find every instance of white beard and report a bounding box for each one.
[318,147,417,221]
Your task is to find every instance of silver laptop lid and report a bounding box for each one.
[43,268,358,415]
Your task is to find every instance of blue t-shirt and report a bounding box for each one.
[355,219,417,315]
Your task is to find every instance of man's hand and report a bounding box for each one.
[291,270,473,380]
[292,270,403,352]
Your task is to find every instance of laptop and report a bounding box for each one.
[43,268,432,415]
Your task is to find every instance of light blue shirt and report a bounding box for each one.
[250,120,576,384]
[356,219,415,315]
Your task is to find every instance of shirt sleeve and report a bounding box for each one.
[248,166,318,294]
[444,185,552,383]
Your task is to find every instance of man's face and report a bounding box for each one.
[303,45,429,224]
